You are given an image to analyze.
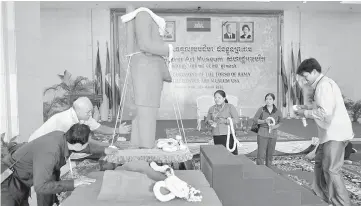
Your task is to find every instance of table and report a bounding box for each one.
[62,170,223,206]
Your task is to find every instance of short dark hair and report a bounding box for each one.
[265,93,275,100]
[242,25,250,31]
[65,124,90,145]
[296,58,322,75]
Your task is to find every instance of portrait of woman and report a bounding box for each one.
[239,22,254,42]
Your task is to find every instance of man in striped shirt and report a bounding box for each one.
[295,58,353,206]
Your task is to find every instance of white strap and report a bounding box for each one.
[171,92,182,139]
[67,158,74,178]
[121,8,166,36]
[171,91,187,145]
[226,117,242,153]
[110,52,140,146]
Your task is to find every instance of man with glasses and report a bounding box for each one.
[295,58,353,206]
[1,124,118,206]
[28,97,131,142]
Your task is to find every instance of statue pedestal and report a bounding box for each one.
[103,147,193,164]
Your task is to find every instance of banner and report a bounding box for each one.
[118,14,280,120]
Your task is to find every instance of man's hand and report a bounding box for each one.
[295,109,306,116]
[74,176,96,187]
[305,150,316,160]
[298,105,309,110]
[104,147,118,155]
[118,122,131,134]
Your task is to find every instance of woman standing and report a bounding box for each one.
[253,93,283,167]
[205,90,240,155]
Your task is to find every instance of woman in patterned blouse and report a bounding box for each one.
[253,93,283,167]
[205,90,240,155]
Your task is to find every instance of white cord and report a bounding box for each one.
[68,158,74,178]
[171,92,181,137]
[110,52,140,147]
[226,117,242,153]
[175,93,187,145]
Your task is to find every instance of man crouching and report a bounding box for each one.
[1,124,117,206]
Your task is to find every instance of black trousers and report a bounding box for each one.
[213,135,238,155]
[1,174,59,206]
[1,177,30,206]
[256,136,277,167]
[344,142,354,160]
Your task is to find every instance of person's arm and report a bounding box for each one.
[135,11,169,56]
[33,152,75,194]
[95,125,115,135]
[79,143,107,156]
[90,118,130,135]
[299,105,314,110]
[253,108,266,124]
[272,110,283,130]
[304,82,335,124]
[205,106,214,125]
[227,105,240,125]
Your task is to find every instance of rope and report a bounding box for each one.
[175,93,187,145]
[171,91,181,137]
[110,52,140,147]
[108,50,188,149]
[226,117,242,153]
[68,158,74,178]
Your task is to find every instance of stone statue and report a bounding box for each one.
[122,7,173,148]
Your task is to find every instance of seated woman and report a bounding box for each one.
[205,90,240,155]
[253,93,283,167]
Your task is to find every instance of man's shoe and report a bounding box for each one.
[344,160,353,164]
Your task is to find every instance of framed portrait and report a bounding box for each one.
[163,21,176,42]
[222,21,237,42]
[239,22,254,43]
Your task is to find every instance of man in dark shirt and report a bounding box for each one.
[1,124,117,206]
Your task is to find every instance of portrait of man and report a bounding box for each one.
[163,21,176,42]
[239,22,254,42]
[222,22,237,42]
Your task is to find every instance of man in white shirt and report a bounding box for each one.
[295,58,353,206]
[28,97,131,142]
